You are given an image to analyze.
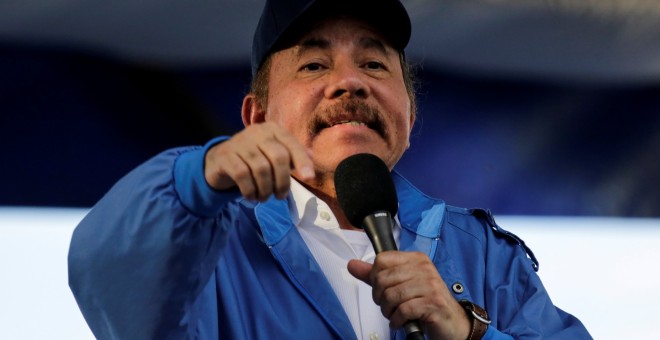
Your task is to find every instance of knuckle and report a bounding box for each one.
[270,150,290,167]
[253,162,272,178]
[371,270,387,288]
[232,166,252,183]
[382,286,404,304]
[243,149,262,161]
[397,302,415,318]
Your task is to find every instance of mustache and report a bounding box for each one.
[309,100,387,138]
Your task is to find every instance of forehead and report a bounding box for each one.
[291,16,396,55]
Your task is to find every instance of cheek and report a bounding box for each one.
[265,98,311,142]
[379,81,412,123]
[388,102,413,135]
[270,89,322,125]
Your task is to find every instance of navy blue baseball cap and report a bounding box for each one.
[251,0,411,76]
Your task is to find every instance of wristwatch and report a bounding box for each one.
[459,299,491,340]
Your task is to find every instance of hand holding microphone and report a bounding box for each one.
[335,153,424,340]
[335,154,472,340]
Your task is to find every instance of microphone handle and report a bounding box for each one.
[362,212,397,253]
[404,323,425,340]
[362,212,425,339]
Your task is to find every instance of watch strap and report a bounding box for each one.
[460,300,491,340]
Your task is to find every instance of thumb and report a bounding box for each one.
[347,259,373,286]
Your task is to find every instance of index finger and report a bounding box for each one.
[272,129,315,180]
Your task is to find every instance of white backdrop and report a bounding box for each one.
[1,207,658,339]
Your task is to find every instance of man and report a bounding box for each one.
[69,0,591,339]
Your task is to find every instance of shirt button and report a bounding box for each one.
[369,332,379,340]
[319,211,331,221]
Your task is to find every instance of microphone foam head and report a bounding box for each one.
[334,153,398,228]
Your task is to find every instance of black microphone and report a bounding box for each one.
[335,153,424,340]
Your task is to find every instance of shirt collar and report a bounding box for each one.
[288,177,321,227]
[288,177,402,237]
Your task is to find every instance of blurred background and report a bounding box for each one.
[2,0,659,216]
[1,0,659,339]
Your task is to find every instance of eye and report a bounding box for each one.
[365,61,386,70]
[301,62,325,72]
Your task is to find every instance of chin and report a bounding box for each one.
[311,133,396,168]
[316,147,391,172]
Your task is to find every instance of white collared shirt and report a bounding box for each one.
[288,178,401,340]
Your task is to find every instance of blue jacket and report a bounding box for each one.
[68,141,591,339]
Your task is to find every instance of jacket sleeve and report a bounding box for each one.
[482,213,592,339]
[68,137,238,339]
[440,208,591,339]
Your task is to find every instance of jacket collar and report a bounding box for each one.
[256,171,446,247]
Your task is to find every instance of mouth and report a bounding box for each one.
[310,101,386,138]
[328,120,367,128]
[316,117,383,137]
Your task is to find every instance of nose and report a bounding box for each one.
[324,62,370,100]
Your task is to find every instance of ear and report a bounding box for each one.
[241,94,266,127]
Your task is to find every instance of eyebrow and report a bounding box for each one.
[358,37,389,56]
[295,36,391,57]
[296,37,330,57]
